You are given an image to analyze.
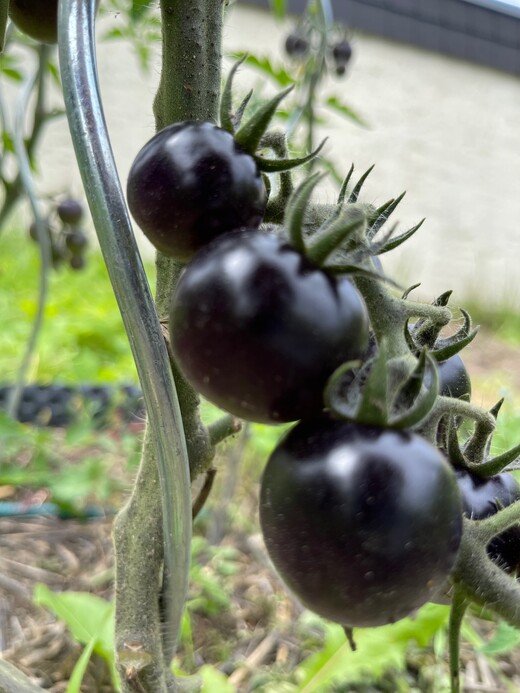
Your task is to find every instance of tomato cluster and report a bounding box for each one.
[128,115,519,634]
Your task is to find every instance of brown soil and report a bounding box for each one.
[1,332,520,692]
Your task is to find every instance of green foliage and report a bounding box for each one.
[199,665,236,693]
[0,227,143,383]
[0,410,140,511]
[33,584,118,690]
[269,0,287,19]
[480,621,520,656]
[291,604,450,692]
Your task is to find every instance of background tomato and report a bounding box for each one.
[170,230,369,423]
[9,0,99,44]
[260,418,463,627]
[438,354,471,401]
[127,122,267,262]
[456,468,520,573]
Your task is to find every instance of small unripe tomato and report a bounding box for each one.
[58,199,84,225]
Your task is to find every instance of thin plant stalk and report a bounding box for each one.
[7,53,52,419]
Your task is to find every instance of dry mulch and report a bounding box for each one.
[1,332,520,692]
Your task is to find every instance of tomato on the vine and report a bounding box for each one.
[259,418,463,627]
[127,122,267,262]
[456,468,520,573]
[170,229,369,423]
[438,354,471,401]
[9,0,98,44]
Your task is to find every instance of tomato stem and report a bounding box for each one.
[448,589,467,693]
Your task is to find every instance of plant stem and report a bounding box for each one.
[448,589,467,693]
[0,45,55,231]
[7,51,52,420]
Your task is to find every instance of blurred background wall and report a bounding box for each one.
[30,1,520,310]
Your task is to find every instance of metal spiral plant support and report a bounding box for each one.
[57,0,192,666]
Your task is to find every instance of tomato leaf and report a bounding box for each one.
[33,584,117,685]
[480,621,520,655]
[294,604,450,692]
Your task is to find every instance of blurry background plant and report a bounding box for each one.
[236,0,366,182]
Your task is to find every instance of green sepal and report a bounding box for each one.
[254,137,326,173]
[337,164,355,206]
[235,85,294,153]
[392,348,428,411]
[433,327,479,362]
[233,90,253,131]
[404,319,416,353]
[446,415,468,470]
[284,172,325,254]
[470,439,520,477]
[347,164,375,203]
[262,173,271,200]
[323,359,363,420]
[433,309,479,360]
[463,415,495,466]
[326,263,402,289]
[220,56,247,133]
[489,398,505,420]
[354,339,389,426]
[413,293,453,347]
[306,204,366,266]
[377,218,425,254]
[367,191,406,241]
[389,351,439,428]
[402,283,421,300]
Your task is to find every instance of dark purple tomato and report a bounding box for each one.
[438,354,471,401]
[170,229,369,423]
[9,0,99,44]
[57,199,84,225]
[285,32,309,57]
[456,468,520,574]
[127,122,267,262]
[259,418,463,627]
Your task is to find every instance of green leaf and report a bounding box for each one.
[66,635,97,693]
[325,96,368,127]
[295,604,449,692]
[33,584,115,665]
[480,621,520,656]
[269,0,287,19]
[131,0,151,22]
[199,665,237,692]
[241,54,295,87]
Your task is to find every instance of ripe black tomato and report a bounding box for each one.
[9,0,98,44]
[127,122,267,262]
[9,0,59,43]
[456,468,520,573]
[259,418,463,627]
[170,229,369,424]
[438,354,471,401]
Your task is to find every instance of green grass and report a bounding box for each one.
[0,224,140,384]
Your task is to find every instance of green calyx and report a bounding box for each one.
[324,340,440,429]
[442,401,520,478]
[219,58,325,173]
[406,292,480,361]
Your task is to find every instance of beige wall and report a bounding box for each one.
[31,4,520,309]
